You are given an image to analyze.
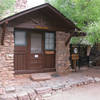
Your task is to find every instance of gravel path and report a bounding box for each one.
[47,83,100,100]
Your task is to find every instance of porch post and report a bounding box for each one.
[56,31,71,74]
[0,26,14,86]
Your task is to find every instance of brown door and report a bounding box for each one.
[44,32,56,71]
[27,32,44,72]
[14,30,27,73]
[27,31,56,72]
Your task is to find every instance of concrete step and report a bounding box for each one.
[31,73,52,81]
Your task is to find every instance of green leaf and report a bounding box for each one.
[46,0,100,45]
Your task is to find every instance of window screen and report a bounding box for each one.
[45,32,55,50]
[31,34,42,53]
[15,31,26,46]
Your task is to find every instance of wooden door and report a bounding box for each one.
[14,30,27,73]
[27,32,44,72]
[44,32,56,71]
[27,31,56,72]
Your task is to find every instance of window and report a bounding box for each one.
[31,33,42,53]
[15,31,26,46]
[45,32,55,50]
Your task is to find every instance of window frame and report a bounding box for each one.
[45,32,55,51]
[14,30,27,46]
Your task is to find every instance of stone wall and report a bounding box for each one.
[56,31,71,74]
[0,27,14,85]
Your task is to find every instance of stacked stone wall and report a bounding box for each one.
[56,31,71,74]
[0,27,14,85]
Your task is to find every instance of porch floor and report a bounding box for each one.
[1,66,100,100]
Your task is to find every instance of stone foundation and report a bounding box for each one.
[56,31,71,74]
[0,27,14,85]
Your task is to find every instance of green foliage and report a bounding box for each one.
[46,0,100,45]
[86,21,100,44]
[0,0,15,19]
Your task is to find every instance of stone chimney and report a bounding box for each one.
[15,0,27,12]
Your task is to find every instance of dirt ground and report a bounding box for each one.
[47,82,100,100]
[3,66,100,100]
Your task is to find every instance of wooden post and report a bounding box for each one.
[71,54,79,72]
[1,22,7,45]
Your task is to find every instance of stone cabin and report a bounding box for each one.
[0,3,81,81]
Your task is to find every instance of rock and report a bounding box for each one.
[63,85,71,91]
[5,87,16,93]
[35,95,42,100]
[35,87,52,95]
[28,89,37,100]
[41,93,52,100]
[0,94,17,100]
[42,93,52,98]
[94,77,100,82]
[56,89,63,93]
[0,88,5,95]
[52,84,65,90]
[77,82,84,86]
[86,77,94,83]
[31,73,52,81]
[17,91,30,100]
[84,81,88,85]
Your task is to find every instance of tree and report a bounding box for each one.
[46,0,100,45]
[0,0,15,19]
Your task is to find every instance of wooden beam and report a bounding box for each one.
[1,23,7,45]
[65,33,73,46]
[65,31,86,46]
[72,32,86,37]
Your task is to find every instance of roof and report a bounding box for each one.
[0,3,77,30]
